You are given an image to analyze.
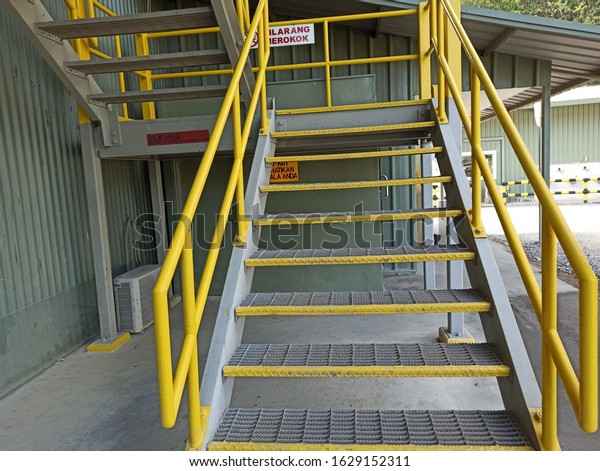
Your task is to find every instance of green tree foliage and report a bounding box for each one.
[463,0,600,24]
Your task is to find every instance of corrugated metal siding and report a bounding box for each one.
[0,6,98,394]
[0,4,159,394]
[463,104,600,183]
[102,160,157,277]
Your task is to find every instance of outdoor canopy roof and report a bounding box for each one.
[259,0,600,116]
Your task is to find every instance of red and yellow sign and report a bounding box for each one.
[270,161,299,183]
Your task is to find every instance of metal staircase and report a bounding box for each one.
[7,0,596,452]
[201,99,541,451]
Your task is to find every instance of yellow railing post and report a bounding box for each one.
[323,20,332,108]
[541,212,560,451]
[114,35,129,119]
[471,67,483,234]
[447,0,462,95]
[134,33,156,120]
[260,0,270,133]
[436,1,446,123]
[232,85,248,245]
[418,2,432,100]
[583,180,589,204]
[181,228,203,450]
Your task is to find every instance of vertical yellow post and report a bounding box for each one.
[235,0,245,32]
[541,213,560,450]
[258,6,270,133]
[134,33,156,120]
[232,86,248,246]
[418,3,432,100]
[583,180,589,204]
[436,1,447,123]
[71,0,92,125]
[323,21,332,108]
[114,35,129,119]
[182,229,202,449]
[471,67,483,234]
[447,0,462,96]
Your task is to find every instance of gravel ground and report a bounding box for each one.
[481,204,600,283]
[489,233,600,282]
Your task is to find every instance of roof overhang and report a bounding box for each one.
[260,0,600,117]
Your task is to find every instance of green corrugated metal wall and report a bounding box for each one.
[463,103,600,185]
[0,4,157,395]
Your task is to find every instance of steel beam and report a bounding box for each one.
[211,0,255,106]
[80,124,118,341]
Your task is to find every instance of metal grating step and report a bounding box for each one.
[236,289,490,316]
[64,50,229,75]
[254,208,462,226]
[266,146,444,163]
[261,176,451,193]
[223,343,509,378]
[209,408,532,450]
[245,246,475,267]
[35,7,217,40]
[88,84,228,104]
[271,121,436,139]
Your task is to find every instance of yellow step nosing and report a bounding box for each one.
[254,209,463,226]
[272,121,436,139]
[235,301,491,316]
[261,176,451,193]
[245,252,476,267]
[266,146,444,163]
[275,99,431,115]
[209,442,533,451]
[223,364,510,378]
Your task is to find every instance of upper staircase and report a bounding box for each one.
[9,0,596,452]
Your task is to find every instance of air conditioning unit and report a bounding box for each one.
[114,264,161,333]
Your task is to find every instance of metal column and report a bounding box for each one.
[148,160,169,265]
[81,124,130,351]
[422,141,436,289]
[539,85,551,244]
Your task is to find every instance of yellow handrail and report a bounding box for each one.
[152,0,269,450]
[429,0,598,449]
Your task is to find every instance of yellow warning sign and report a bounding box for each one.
[270,161,299,183]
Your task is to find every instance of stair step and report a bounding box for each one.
[266,146,444,163]
[245,246,475,267]
[35,7,217,40]
[261,176,451,193]
[64,50,229,75]
[236,289,489,316]
[209,408,532,450]
[254,208,462,226]
[276,99,431,115]
[223,343,509,378]
[271,122,436,139]
[88,84,228,104]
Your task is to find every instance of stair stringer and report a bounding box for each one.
[431,100,542,449]
[2,0,119,147]
[210,0,255,106]
[200,109,276,450]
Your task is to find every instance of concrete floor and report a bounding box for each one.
[0,242,598,450]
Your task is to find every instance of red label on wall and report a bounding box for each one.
[147,130,210,146]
